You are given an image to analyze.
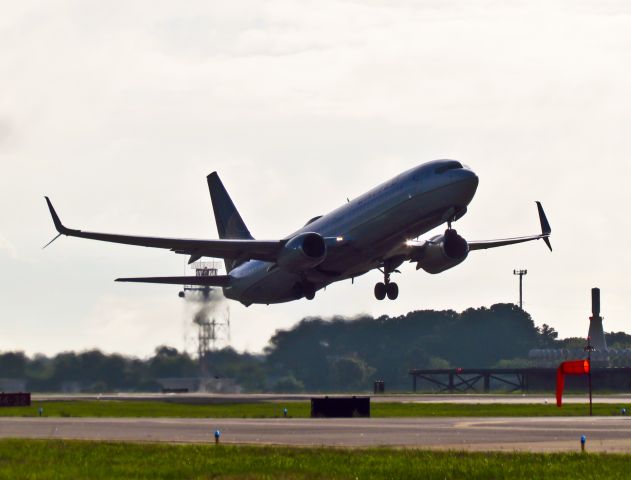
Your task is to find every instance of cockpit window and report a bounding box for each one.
[435,161,463,174]
[304,215,323,227]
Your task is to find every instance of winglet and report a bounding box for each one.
[535,201,552,251]
[43,196,71,248]
[45,196,68,234]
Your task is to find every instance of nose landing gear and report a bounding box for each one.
[303,283,316,300]
[374,272,399,300]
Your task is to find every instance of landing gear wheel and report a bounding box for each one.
[386,282,399,300]
[374,282,387,300]
[304,286,316,300]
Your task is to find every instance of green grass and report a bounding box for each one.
[0,439,628,479]
[0,401,309,418]
[372,402,631,417]
[0,400,629,418]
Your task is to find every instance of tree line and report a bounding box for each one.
[2,303,629,392]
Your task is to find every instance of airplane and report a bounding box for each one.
[44,159,551,306]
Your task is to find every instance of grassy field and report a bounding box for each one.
[0,400,628,418]
[0,439,628,479]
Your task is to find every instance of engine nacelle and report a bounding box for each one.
[417,229,469,274]
[277,232,327,272]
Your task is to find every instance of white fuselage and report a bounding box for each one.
[223,160,479,305]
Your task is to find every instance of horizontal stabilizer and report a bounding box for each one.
[115,275,231,287]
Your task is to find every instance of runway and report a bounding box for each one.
[32,393,631,404]
[3,416,631,452]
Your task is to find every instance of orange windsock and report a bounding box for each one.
[556,360,590,407]
[561,360,590,375]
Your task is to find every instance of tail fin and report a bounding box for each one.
[207,172,253,272]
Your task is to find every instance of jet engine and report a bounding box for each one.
[416,229,469,274]
[277,232,327,272]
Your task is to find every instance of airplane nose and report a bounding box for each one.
[458,168,479,201]
[469,169,479,187]
[460,167,479,187]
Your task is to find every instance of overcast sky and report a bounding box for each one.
[1,0,631,357]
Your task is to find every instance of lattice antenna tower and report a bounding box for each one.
[181,261,231,377]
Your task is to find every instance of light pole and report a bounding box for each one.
[513,269,527,310]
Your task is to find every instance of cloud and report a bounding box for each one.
[1,0,630,356]
[85,293,185,357]
[0,118,13,149]
[0,234,17,259]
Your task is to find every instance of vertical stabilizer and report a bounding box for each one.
[207,172,253,272]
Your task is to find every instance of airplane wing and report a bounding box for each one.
[395,201,551,265]
[44,197,284,264]
[467,201,552,251]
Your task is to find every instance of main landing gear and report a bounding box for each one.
[374,272,398,301]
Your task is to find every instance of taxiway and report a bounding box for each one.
[2,416,631,452]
